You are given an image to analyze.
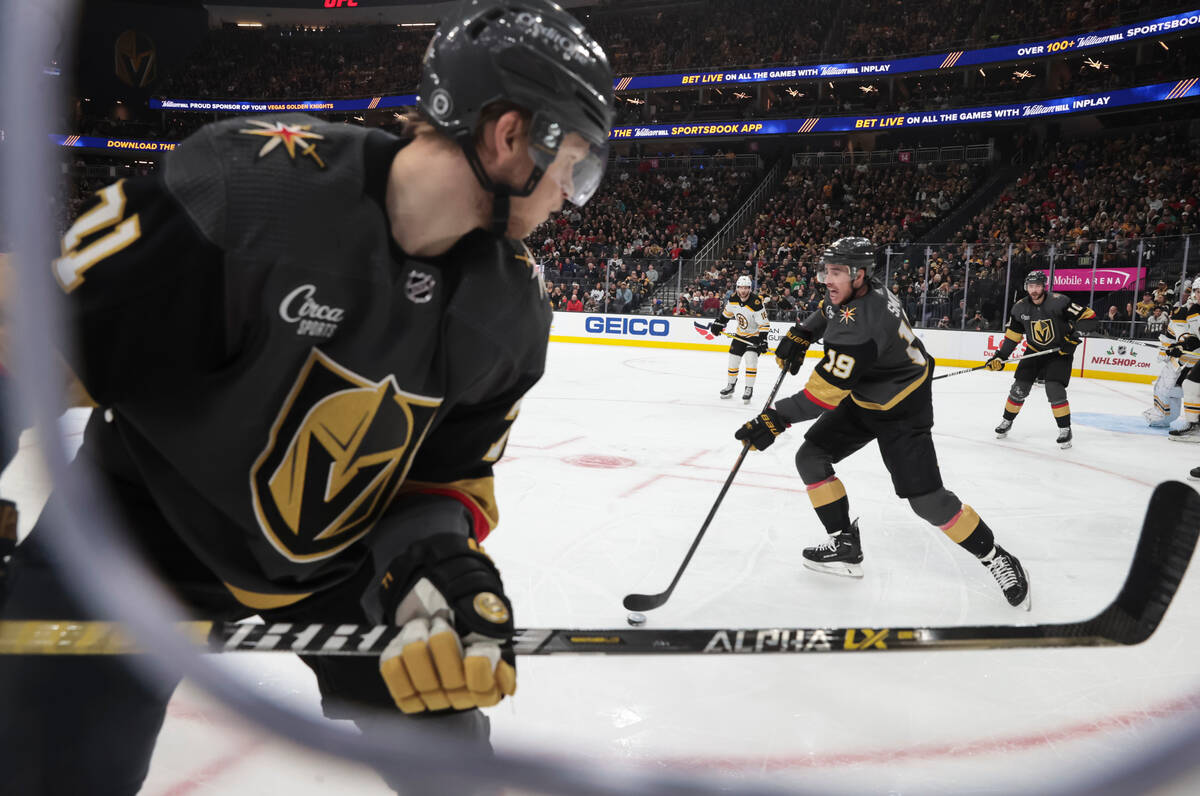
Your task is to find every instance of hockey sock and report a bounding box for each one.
[744,351,759,388]
[910,490,995,558]
[805,475,851,533]
[1183,378,1200,423]
[941,505,996,558]
[1003,381,1031,421]
[1051,401,1071,428]
[726,353,741,385]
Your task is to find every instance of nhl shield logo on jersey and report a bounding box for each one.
[1030,318,1055,346]
[405,270,437,304]
[250,349,442,562]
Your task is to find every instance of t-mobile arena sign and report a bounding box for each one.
[1049,268,1146,292]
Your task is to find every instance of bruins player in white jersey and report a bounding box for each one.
[711,275,771,403]
[985,271,1097,448]
[0,2,614,793]
[1146,291,1199,428]
[733,238,1030,608]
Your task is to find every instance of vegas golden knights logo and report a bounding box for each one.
[251,350,441,562]
[1030,319,1054,346]
[114,30,157,88]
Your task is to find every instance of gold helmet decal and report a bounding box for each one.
[114,30,157,88]
[251,350,441,562]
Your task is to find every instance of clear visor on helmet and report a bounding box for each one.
[816,262,854,284]
[527,114,610,207]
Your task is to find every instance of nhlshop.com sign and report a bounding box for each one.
[1049,268,1147,292]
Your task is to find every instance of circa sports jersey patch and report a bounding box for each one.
[239,120,327,168]
[250,349,442,563]
[279,284,345,338]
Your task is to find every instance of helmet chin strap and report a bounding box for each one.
[456,133,545,237]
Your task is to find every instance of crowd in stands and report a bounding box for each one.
[535,159,760,314]
[660,161,982,321]
[157,26,428,100]
[145,0,1189,107]
[881,129,1200,332]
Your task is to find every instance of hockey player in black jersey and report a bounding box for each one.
[985,270,1097,448]
[0,2,614,793]
[733,237,1030,609]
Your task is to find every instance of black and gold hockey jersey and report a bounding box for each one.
[996,292,1096,358]
[53,114,551,608]
[775,286,930,423]
[718,294,770,341]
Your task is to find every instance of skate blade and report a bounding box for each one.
[1058,440,1072,450]
[995,432,1008,439]
[802,559,864,579]
[1168,434,1200,443]
[1189,473,1200,482]
[720,394,733,400]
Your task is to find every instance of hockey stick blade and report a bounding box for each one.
[2,483,1195,656]
[622,591,670,612]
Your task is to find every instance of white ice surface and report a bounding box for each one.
[5,342,1199,795]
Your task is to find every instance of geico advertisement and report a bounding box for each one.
[549,313,1153,380]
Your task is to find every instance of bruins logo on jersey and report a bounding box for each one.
[1030,319,1055,346]
[250,349,442,562]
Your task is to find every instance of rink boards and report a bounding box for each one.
[549,312,1157,384]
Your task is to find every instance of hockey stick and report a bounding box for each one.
[1084,333,1169,351]
[932,347,1060,381]
[622,364,792,613]
[1,481,1194,656]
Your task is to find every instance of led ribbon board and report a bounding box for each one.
[609,78,1200,139]
[612,9,1200,90]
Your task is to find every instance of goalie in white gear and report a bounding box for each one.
[712,275,771,404]
[1149,282,1200,429]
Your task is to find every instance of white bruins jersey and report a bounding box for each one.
[1164,302,1200,370]
[1168,303,1199,340]
[720,294,770,341]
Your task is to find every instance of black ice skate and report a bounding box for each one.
[1190,466,1200,482]
[994,419,1012,438]
[983,545,1030,610]
[1169,421,1200,443]
[719,384,736,400]
[742,386,754,405]
[1057,427,1073,449]
[802,521,863,578]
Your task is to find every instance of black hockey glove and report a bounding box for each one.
[710,318,727,335]
[754,334,769,355]
[984,354,1006,371]
[774,324,814,374]
[735,407,788,451]
[1169,335,1200,358]
[377,534,515,714]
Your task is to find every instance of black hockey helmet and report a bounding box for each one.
[1024,270,1048,288]
[818,236,876,282]
[418,0,615,208]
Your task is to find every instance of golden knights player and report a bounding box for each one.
[711,274,771,404]
[986,270,1097,448]
[733,238,1030,608]
[0,1,614,793]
